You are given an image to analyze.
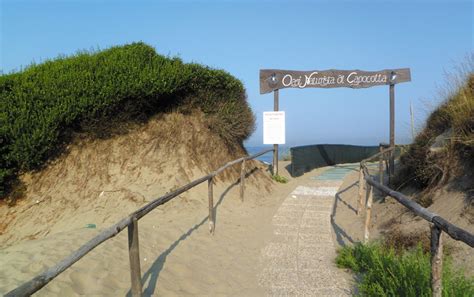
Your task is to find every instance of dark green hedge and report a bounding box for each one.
[0,42,254,197]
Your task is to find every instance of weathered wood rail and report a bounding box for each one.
[357,145,474,297]
[5,148,274,297]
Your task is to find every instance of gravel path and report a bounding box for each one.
[259,166,355,296]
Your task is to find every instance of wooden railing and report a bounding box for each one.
[5,148,274,297]
[357,145,474,297]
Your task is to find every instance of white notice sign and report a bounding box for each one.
[263,111,285,144]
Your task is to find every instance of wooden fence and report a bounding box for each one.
[357,145,474,297]
[5,149,274,297]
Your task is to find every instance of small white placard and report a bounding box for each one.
[263,111,285,144]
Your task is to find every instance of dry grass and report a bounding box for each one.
[396,56,474,199]
[382,227,430,254]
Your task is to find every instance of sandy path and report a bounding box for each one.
[1,163,357,296]
[1,178,285,296]
[258,166,355,296]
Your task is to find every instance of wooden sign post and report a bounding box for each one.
[260,68,411,179]
[389,81,396,176]
[273,89,279,175]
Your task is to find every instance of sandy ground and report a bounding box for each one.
[2,156,470,296]
[1,173,283,296]
[0,160,357,296]
[0,113,283,296]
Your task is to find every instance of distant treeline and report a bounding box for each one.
[0,42,255,197]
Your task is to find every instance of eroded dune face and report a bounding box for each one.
[0,111,276,296]
[0,112,271,246]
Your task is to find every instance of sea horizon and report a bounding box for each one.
[244,145,290,163]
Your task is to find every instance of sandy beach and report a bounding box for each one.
[1,158,359,296]
[1,178,283,296]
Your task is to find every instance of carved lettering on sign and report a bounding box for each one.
[259,68,411,94]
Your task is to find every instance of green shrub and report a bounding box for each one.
[336,243,474,296]
[271,174,288,183]
[0,42,255,197]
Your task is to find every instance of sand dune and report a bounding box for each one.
[1,176,286,296]
[0,113,279,295]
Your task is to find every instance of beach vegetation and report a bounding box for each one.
[395,58,473,203]
[336,242,474,296]
[271,174,288,183]
[0,42,255,198]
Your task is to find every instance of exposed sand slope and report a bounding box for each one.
[0,112,279,296]
[0,112,269,246]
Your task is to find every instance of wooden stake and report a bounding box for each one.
[357,166,364,215]
[208,177,215,234]
[364,183,373,243]
[431,225,443,297]
[240,160,245,202]
[128,217,142,297]
[379,146,384,185]
[273,89,279,176]
[389,83,395,177]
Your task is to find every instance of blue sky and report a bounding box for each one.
[1,0,472,146]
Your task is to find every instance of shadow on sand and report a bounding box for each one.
[126,168,258,297]
[330,181,358,246]
[330,169,388,247]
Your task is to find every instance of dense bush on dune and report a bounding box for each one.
[397,72,473,193]
[0,42,255,197]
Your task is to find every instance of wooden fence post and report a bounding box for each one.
[379,146,384,185]
[273,89,279,176]
[240,160,246,202]
[128,217,142,297]
[389,83,396,177]
[357,166,364,215]
[364,183,373,243]
[208,177,215,234]
[431,225,443,297]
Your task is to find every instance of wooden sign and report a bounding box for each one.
[259,68,411,94]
